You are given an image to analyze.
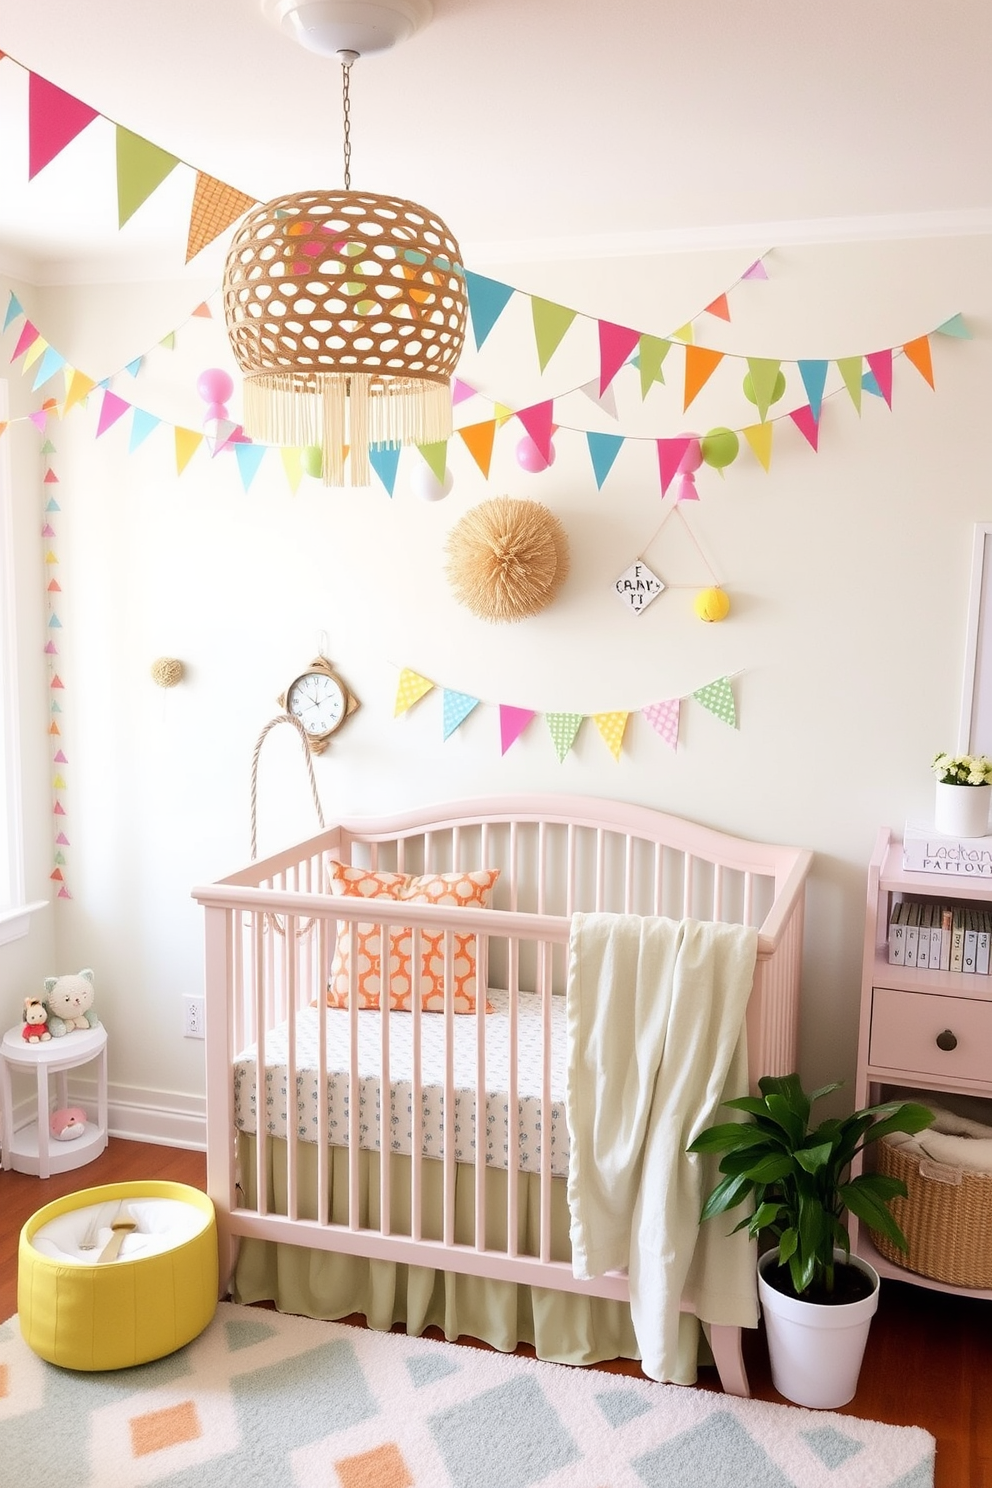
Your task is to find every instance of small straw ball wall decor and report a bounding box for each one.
[150,658,185,688]
[445,496,570,624]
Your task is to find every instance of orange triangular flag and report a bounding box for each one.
[683,346,724,411]
[174,427,203,474]
[703,293,731,321]
[742,422,773,472]
[191,301,213,318]
[902,335,934,390]
[186,172,257,263]
[0,422,7,440]
[457,420,497,479]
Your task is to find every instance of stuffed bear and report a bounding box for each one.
[21,997,52,1043]
[43,969,99,1037]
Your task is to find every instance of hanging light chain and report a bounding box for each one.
[338,49,359,191]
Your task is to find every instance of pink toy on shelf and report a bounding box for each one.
[50,1106,88,1141]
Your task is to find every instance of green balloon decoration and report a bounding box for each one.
[300,445,323,479]
[700,427,740,469]
[743,369,786,406]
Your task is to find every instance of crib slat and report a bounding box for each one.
[506,936,520,1259]
[442,931,456,1248]
[316,915,330,1227]
[411,926,423,1243]
[474,942,486,1251]
[539,940,553,1265]
[379,919,392,1237]
[347,921,360,1232]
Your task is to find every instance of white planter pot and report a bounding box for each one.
[757,1249,879,1409]
[934,780,991,838]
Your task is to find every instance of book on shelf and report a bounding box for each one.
[902,820,992,876]
[887,895,992,974]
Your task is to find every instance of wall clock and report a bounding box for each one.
[278,656,360,754]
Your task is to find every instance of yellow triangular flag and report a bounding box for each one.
[836,357,863,414]
[22,336,48,371]
[116,126,180,228]
[174,427,203,474]
[63,368,96,414]
[45,550,58,565]
[280,447,304,493]
[52,774,66,790]
[743,422,773,472]
[493,403,514,426]
[395,668,434,716]
[592,711,629,761]
[672,323,694,343]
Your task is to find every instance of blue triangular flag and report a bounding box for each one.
[234,442,266,490]
[934,313,971,339]
[45,498,61,512]
[442,690,480,739]
[862,370,883,398]
[797,360,828,423]
[3,293,24,332]
[32,346,66,390]
[124,357,143,378]
[368,442,401,496]
[585,432,624,490]
[48,613,62,628]
[464,271,515,350]
[128,408,161,451]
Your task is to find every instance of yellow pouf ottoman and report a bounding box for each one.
[18,1180,218,1371]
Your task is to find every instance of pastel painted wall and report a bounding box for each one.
[2,232,989,1141]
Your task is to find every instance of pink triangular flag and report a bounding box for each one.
[742,259,768,281]
[96,390,131,437]
[865,349,893,408]
[598,321,640,396]
[11,320,40,361]
[44,640,58,654]
[53,800,66,816]
[499,705,535,756]
[642,699,680,751]
[28,73,99,179]
[452,378,476,405]
[28,410,49,432]
[41,522,55,537]
[58,885,72,899]
[516,401,555,463]
[789,404,820,451]
[656,436,693,497]
[53,750,68,763]
[43,469,59,483]
[55,832,70,845]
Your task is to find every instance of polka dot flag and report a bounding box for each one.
[693,676,737,727]
[547,713,583,763]
[592,712,629,761]
[395,669,434,716]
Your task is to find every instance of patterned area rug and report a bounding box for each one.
[0,1302,934,1487]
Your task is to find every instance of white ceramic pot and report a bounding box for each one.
[757,1248,880,1409]
[934,780,991,838]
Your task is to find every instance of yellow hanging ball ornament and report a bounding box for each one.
[694,587,731,622]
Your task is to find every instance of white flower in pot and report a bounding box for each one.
[932,752,992,837]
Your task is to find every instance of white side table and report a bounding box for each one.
[0,1023,108,1178]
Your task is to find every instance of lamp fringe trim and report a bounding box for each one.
[243,374,453,487]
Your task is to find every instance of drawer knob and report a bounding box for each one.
[935,1029,958,1052]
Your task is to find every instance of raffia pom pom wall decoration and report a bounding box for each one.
[445,497,570,624]
[150,658,185,688]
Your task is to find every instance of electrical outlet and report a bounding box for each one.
[183,995,205,1039]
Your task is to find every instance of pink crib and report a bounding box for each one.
[192,793,811,1396]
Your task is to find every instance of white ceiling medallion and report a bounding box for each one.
[262,0,433,56]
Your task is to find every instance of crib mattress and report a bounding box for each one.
[233,988,570,1177]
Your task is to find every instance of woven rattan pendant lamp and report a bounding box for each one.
[223,1,467,487]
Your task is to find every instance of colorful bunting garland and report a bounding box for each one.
[393,667,740,759]
[41,433,72,899]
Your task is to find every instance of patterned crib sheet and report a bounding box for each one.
[233,989,570,1178]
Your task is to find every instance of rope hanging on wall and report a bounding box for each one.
[444,496,570,623]
[249,713,327,937]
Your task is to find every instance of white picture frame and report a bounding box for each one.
[958,523,992,754]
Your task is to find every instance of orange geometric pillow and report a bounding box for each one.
[326,862,499,1013]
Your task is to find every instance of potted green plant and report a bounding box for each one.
[688,1073,933,1408]
[931,751,992,837]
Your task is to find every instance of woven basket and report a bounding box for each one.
[869,1132,992,1288]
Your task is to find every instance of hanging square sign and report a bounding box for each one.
[614,559,665,615]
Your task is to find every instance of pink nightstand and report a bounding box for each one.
[0,1023,108,1178]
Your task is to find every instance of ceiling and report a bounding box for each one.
[0,0,991,286]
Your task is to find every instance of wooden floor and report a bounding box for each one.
[1,1137,988,1487]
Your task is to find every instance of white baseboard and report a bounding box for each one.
[4,1081,206,1154]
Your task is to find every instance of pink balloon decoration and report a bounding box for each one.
[677,435,702,474]
[515,434,556,472]
[203,402,229,423]
[197,368,234,405]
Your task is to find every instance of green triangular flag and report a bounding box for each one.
[547,712,583,763]
[637,336,671,399]
[531,297,577,373]
[836,357,863,414]
[692,677,737,729]
[745,357,782,422]
[40,439,56,454]
[934,312,971,339]
[116,126,180,227]
[417,440,448,483]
